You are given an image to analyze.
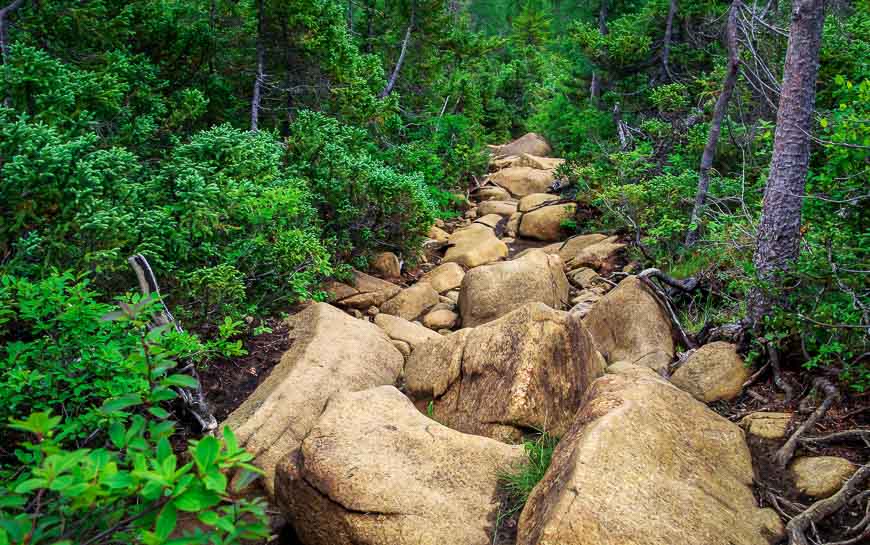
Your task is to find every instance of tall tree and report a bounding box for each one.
[380,2,415,98]
[589,0,608,104]
[685,1,740,246]
[748,0,827,324]
[250,0,266,131]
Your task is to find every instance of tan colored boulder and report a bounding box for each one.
[326,270,402,309]
[380,283,439,321]
[472,185,513,201]
[493,132,552,158]
[488,155,520,172]
[671,342,752,402]
[517,364,784,545]
[565,235,626,270]
[506,212,521,237]
[583,275,674,372]
[406,303,604,442]
[222,303,403,493]
[477,200,518,217]
[420,262,465,293]
[515,154,565,171]
[739,412,793,440]
[427,225,450,243]
[568,267,602,289]
[474,213,504,229]
[568,289,604,319]
[275,386,523,545]
[489,166,556,197]
[552,234,609,262]
[790,456,858,498]
[444,224,509,269]
[518,193,561,212]
[392,339,411,357]
[519,203,577,241]
[374,313,440,349]
[371,251,401,278]
[422,308,458,330]
[459,249,569,328]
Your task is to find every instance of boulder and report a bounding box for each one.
[420,262,465,293]
[405,303,604,442]
[671,342,752,403]
[222,303,403,493]
[515,154,565,171]
[551,234,609,263]
[489,166,556,197]
[568,267,602,289]
[506,213,521,237]
[380,283,440,321]
[565,235,626,271]
[488,156,520,172]
[519,203,577,241]
[459,249,569,328]
[275,386,524,545]
[583,275,675,372]
[739,412,793,440]
[567,289,604,319]
[516,364,784,545]
[493,132,552,158]
[427,225,450,243]
[325,270,402,309]
[790,456,858,498]
[371,251,401,278]
[474,213,504,229]
[374,313,440,349]
[472,186,513,201]
[518,193,561,212]
[392,340,412,358]
[422,308,458,330]
[444,224,509,269]
[477,200,518,217]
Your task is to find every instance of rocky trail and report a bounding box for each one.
[216,133,866,545]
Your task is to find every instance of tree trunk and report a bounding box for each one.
[747,0,826,325]
[661,0,678,80]
[590,0,608,105]
[0,0,26,65]
[250,0,265,131]
[685,2,739,246]
[379,4,414,99]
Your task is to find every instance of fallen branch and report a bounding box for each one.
[638,274,697,351]
[638,267,700,293]
[128,254,217,432]
[775,377,840,467]
[799,429,870,446]
[786,464,870,545]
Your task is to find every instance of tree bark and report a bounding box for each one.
[250,0,265,131]
[748,0,826,325]
[379,4,414,99]
[661,0,678,79]
[685,2,739,246]
[0,0,26,65]
[590,0,609,105]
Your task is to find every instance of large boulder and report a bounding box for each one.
[370,251,401,278]
[493,132,552,158]
[374,313,440,349]
[420,262,465,293]
[472,186,513,201]
[444,223,509,268]
[518,193,561,212]
[405,303,604,442]
[516,364,784,545]
[427,224,450,243]
[459,249,569,328]
[519,203,577,241]
[478,200,518,217]
[275,386,524,545]
[380,282,439,320]
[564,235,626,271]
[324,270,401,309]
[489,166,556,197]
[583,275,675,372]
[514,154,565,171]
[671,342,752,402]
[222,303,403,493]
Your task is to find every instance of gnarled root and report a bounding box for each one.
[774,377,840,467]
[786,464,870,545]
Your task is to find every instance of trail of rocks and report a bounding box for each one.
[223,133,857,545]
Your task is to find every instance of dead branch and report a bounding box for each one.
[775,377,840,467]
[764,339,797,403]
[638,267,700,292]
[128,254,217,432]
[380,2,414,98]
[787,464,870,545]
[799,429,870,446]
[638,274,697,351]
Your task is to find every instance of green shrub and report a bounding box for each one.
[499,432,558,517]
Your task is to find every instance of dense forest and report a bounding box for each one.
[0,0,867,543]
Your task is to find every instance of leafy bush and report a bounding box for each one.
[498,432,558,517]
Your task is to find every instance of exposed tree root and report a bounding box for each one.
[637,270,697,351]
[763,339,798,403]
[775,377,840,467]
[786,464,870,545]
[799,429,870,447]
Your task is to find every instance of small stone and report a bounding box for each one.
[374,313,440,349]
[371,252,402,278]
[739,412,793,440]
[422,309,458,330]
[367,306,379,316]
[569,267,601,289]
[380,283,440,321]
[670,342,752,403]
[428,225,450,243]
[444,290,460,304]
[464,208,477,219]
[791,456,858,498]
[351,309,364,319]
[420,262,465,294]
[477,200,518,217]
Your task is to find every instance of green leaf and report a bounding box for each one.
[101,394,142,414]
[197,511,220,526]
[109,422,127,449]
[156,502,178,540]
[174,487,220,512]
[193,436,220,471]
[148,406,170,419]
[162,374,199,389]
[202,469,227,493]
[14,478,47,494]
